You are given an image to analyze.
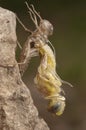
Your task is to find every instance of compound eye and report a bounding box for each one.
[48,101,65,116]
[48,102,61,114]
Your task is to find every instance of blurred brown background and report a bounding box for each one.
[0,0,86,130]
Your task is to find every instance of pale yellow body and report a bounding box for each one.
[34,41,62,97]
[34,39,65,115]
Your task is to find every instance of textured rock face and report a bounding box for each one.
[0,7,49,130]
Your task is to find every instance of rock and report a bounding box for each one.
[0,7,49,130]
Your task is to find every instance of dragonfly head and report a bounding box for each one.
[48,97,65,115]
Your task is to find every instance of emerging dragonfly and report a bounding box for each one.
[18,2,72,115]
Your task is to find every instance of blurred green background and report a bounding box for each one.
[0,0,86,130]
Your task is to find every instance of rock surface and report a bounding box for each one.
[0,7,49,130]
